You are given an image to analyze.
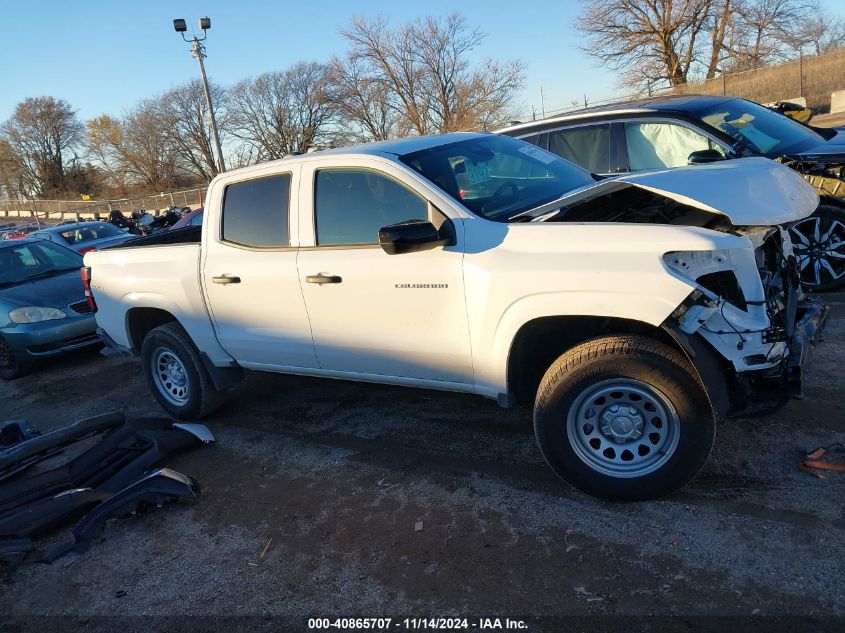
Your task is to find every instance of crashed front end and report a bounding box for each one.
[664,225,829,417]
[534,158,830,417]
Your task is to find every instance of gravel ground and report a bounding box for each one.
[1,293,844,632]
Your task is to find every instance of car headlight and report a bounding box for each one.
[9,307,68,323]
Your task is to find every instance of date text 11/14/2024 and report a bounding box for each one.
[307,618,529,630]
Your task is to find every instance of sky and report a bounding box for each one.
[0,0,619,124]
[1,0,843,125]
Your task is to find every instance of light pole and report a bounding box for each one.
[173,17,226,173]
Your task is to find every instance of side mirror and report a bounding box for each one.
[687,149,726,165]
[378,219,454,255]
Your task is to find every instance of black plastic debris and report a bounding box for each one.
[0,420,40,449]
[0,413,213,565]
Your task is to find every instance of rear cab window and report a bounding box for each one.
[221,174,291,248]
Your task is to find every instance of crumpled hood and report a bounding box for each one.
[599,157,818,226]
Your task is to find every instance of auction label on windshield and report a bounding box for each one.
[308,618,529,630]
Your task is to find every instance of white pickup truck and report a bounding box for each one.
[85,132,828,500]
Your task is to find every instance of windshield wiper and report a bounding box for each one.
[21,267,79,283]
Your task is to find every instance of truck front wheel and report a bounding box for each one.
[533,335,715,501]
[141,322,225,420]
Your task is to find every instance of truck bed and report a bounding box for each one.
[105,225,201,249]
[83,236,234,366]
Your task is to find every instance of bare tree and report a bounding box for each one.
[782,12,845,55]
[118,100,181,190]
[705,0,736,78]
[0,140,27,201]
[575,0,712,90]
[1,96,84,198]
[576,0,831,89]
[229,62,335,160]
[86,115,130,194]
[157,79,227,181]
[729,0,819,70]
[326,54,406,141]
[335,14,524,138]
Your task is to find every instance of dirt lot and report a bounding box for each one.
[2,294,845,631]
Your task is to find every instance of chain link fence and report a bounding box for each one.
[0,187,206,224]
[669,48,845,111]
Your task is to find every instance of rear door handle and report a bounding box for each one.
[306,273,342,284]
[212,274,241,285]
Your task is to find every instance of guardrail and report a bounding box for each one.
[0,187,206,223]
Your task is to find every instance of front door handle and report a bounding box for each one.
[306,273,342,285]
[212,274,241,285]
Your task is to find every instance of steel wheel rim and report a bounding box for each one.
[151,347,190,406]
[790,216,845,288]
[566,378,680,478]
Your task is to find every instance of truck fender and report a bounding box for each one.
[479,290,689,399]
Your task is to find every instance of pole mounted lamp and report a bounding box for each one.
[173,17,226,173]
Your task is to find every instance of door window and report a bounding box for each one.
[314,170,428,246]
[547,124,611,173]
[624,122,724,170]
[222,174,291,247]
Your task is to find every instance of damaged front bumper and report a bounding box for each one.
[666,298,828,418]
[663,226,830,418]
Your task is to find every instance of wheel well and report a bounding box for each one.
[506,316,685,405]
[126,308,178,353]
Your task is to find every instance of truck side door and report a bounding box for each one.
[201,166,318,370]
[296,158,473,384]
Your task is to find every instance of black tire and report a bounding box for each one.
[140,322,224,420]
[533,335,715,501]
[789,204,845,293]
[0,336,29,381]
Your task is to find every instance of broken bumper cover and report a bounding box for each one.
[787,298,830,398]
[664,297,829,418]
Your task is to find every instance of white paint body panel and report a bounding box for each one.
[87,134,811,402]
[85,244,233,366]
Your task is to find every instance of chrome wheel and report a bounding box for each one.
[566,378,680,478]
[790,215,845,289]
[151,347,190,406]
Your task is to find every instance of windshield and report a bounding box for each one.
[697,98,824,156]
[59,222,122,245]
[399,135,595,221]
[0,241,82,287]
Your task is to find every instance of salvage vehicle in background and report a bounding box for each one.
[499,95,845,292]
[169,207,204,230]
[85,133,827,500]
[30,221,137,255]
[0,239,100,379]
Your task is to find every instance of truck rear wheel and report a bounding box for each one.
[141,322,225,420]
[533,335,715,501]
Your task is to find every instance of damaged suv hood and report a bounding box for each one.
[530,157,818,226]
